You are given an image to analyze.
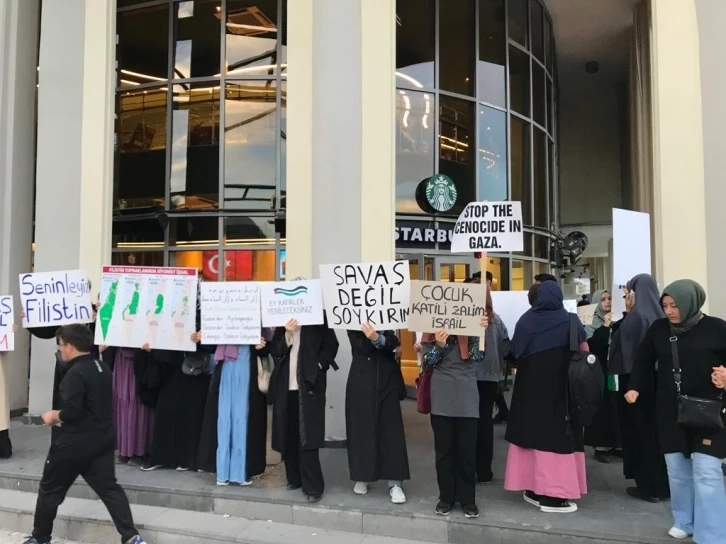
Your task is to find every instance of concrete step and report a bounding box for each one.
[0,489,421,544]
[0,529,84,544]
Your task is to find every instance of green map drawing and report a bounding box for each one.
[98,280,118,340]
[122,283,141,320]
[148,293,164,316]
[172,295,189,317]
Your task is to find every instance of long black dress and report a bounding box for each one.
[196,346,268,479]
[345,330,410,483]
[584,326,620,449]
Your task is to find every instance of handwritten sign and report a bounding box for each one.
[577,303,598,326]
[0,296,14,351]
[564,299,578,314]
[260,280,324,327]
[451,201,523,252]
[319,261,410,330]
[200,282,261,345]
[19,270,93,328]
[95,266,198,351]
[407,281,486,335]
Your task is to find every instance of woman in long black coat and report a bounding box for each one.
[346,325,410,504]
[268,318,339,503]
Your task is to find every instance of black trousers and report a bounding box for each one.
[430,414,478,506]
[284,391,324,496]
[494,389,509,418]
[476,381,498,482]
[33,439,138,544]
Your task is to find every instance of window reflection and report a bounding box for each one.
[485,256,510,291]
[169,216,219,247]
[510,117,531,225]
[224,81,277,211]
[511,259,534,291]
[225,0,280,77]
[439,0,475,96]
[280,81,287,201]
[509,46,530,117]
[533,128,547,227]
[396,0,435,90]
[116,87,167,210]
[170,250,210,279]
[170,84,220,209]
[478,106,507,201]
[531,0,545,61]
[439,96,475,216]
[544,16,553,72]
[532,63,545,127]
[111,251,164,268]
[508,0,528,47]
[396,90,434,213]
[224,216,276,246]
[223,250,276,281]
[478,0,506,107]
[548,140,556,223]
[117,5,169,86]
[172,0,221,80]
[112,216,165,249]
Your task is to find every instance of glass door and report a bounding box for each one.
[434,255,479,283]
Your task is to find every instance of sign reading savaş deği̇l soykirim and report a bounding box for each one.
[450,201,524,252]
[319,261,410,330]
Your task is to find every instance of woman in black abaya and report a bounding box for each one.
[609,274,669,502]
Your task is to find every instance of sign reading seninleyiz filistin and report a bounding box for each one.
[319,261,410,330]
[450,201,524,252]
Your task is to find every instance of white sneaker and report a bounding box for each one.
[667,527,690,539]
[353,482,369,495]
[389,485,406,504]
[239,480,254,487]
[216,480,229,486]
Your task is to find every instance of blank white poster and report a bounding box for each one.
[613,208,651,287]
[491,291,530,336]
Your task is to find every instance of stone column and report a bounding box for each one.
[287,0,396,440]
[28,0,115,415]
[0,0,40,413]
[650,0,708,303]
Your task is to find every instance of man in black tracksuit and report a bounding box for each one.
[24,324,145,544]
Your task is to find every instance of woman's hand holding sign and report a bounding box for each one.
[434,329,449,348]
[361,322,379,343]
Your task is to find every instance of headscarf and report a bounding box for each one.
[585,289,608,339]
[527,283,541,306]
[661,279,706,335]
[510,281,586,360]
[609,273,663,375]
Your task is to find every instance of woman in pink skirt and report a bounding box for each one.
[101,344,157,465]
[504,281,588,513]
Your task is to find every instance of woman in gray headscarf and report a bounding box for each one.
[584,290,620,462]
[609,274,669,502]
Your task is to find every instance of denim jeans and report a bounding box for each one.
[664,452,726,543]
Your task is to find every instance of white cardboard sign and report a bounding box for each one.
[451,201,524,252]
[19,270,94,328]
[320,261,410,330]
[0,297,14,351]
[200,282,261,345]
[260,280,324,327]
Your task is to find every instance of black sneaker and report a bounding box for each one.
[626,486,660,503]
[523,490,541,507]
[287,483,302,491]
[117,455,130,465]
[435,501,453,516]
[594,450,612,464]
[463,504,480,518]
[23,538,49,544]
[539,496,577,513]
[492,414,508,425]
[306,493,322,503]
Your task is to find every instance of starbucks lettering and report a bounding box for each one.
[319,261,410,330]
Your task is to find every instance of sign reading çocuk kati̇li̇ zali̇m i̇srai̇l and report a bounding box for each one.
[200,282,261,345]
[19,270,94,328]
[259,280,324,328]
[319,261,410,330]
[407,280,487,335]
[94,266,198,352]
[0,296,14,351]
[450,201,524,252]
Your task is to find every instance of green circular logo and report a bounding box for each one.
[425,174,457,213]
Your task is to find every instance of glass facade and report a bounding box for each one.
[113,0,556,290]
[113,0,287,281]
[395,0,557,289]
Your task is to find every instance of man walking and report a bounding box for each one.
[24,324,145,544]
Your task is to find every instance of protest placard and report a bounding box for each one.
[577,303,598,326]
[564,299,578,314]
[19,270,94,328]
[260,280,324,327]
[319,261,410,330]
[490,291,530,335]
[407,281,487,335]
[0,296,14,351]
[95,266,198,351]
[450,201,523,252]
[200,282,261,345]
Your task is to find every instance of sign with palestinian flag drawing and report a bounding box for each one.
[260,280,324,327]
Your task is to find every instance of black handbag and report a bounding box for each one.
[181,351,210,377]
[670,336,724,431]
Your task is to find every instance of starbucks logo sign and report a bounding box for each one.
[425,175,457,213]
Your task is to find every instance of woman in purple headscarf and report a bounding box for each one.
[504,281,588,514]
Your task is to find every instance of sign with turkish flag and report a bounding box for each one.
[202,251,253,281]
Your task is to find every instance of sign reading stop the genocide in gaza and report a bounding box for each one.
[450,201,524,252]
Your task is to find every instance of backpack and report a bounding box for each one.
[566,314,604,429]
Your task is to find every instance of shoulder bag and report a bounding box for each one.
[670,336,724,431]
